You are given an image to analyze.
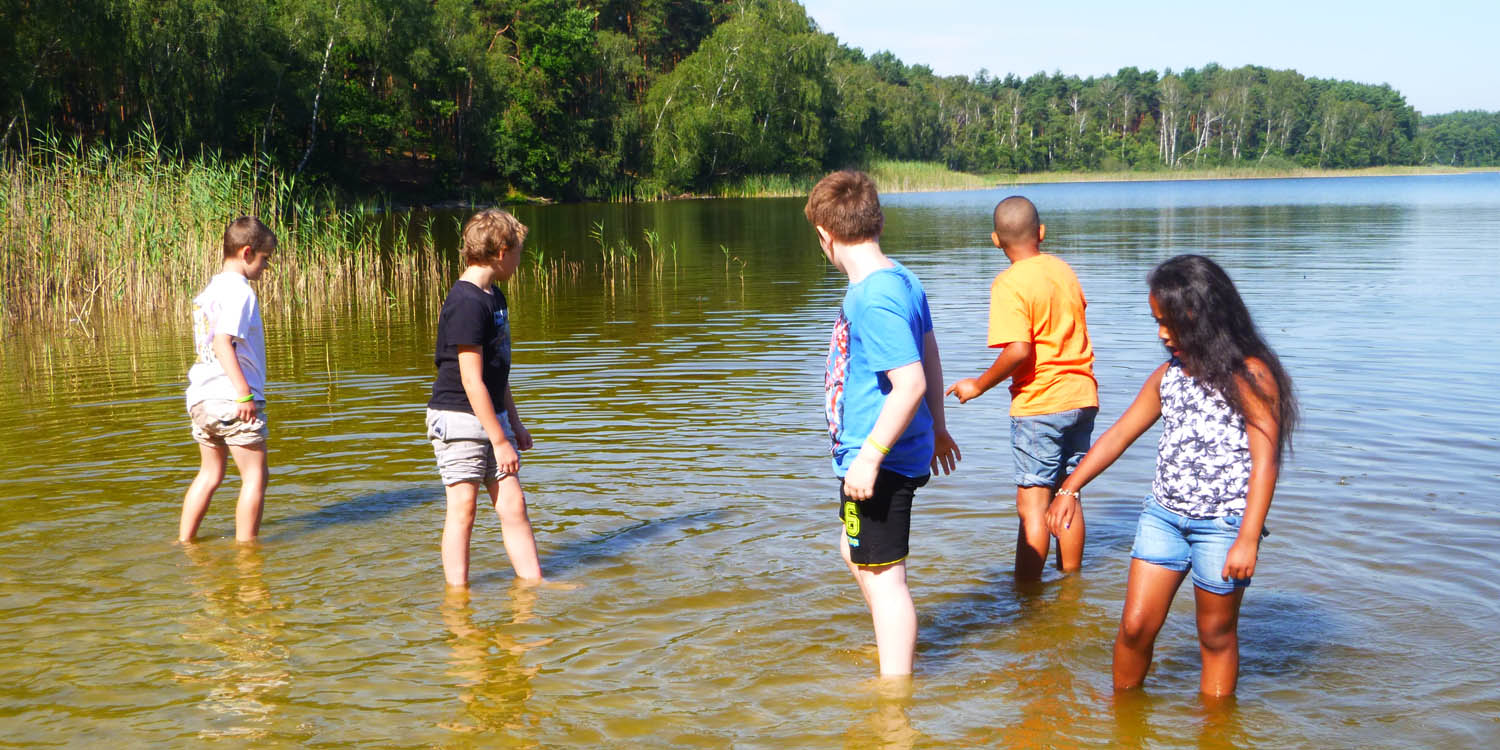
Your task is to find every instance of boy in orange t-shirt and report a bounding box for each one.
[947,196,1098,581]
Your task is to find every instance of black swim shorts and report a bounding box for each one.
[838,469,930,567]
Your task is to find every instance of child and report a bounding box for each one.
[809,170,960,677]
[1048,254,1297,696]
[946,196,1098,580]
[425,208,542,587]
[180,216,277,543]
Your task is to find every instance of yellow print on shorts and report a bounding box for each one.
[843,501,860,537]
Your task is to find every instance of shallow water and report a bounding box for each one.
[2,174,1498,747]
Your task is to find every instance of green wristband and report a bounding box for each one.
[235,393,255,403]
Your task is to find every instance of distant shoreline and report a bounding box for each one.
[981,165,1498,189]
[703,163,1497,199]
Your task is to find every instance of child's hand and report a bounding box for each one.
[944,378,984,403]
[1045,493,1081,534]
[513,424,533,451]
[494,439,521,475]
[234,398,257,422]
[1221,538,1259,581]
[843,453,880,501]
[930,428,961,475]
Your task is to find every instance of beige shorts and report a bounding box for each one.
[426,408,515,486]
[189,400,268,447]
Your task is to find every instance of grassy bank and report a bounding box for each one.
[711,159,991,198]
[993,164,1495,185]
[712,161,1496,198]
[0,135,448,332]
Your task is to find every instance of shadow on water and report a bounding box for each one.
[1234,590,1338,680]
[472,508,730,585]
[259,487,432,543]
[919,567,1103,669]
[917,566,1027,668]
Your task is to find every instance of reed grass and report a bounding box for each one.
[0,130,447,333]
[864,160,991,193]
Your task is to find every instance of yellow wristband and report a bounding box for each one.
[234,393,255,403]
[864,437,891,455]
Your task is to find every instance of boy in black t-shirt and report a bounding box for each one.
[425,209,542,587]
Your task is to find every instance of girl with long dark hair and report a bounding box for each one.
[1044,254,1297,696]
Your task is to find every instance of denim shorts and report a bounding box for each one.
[1010,406,1097,487]
[426,408,516,486]
[1130,496,1251,595]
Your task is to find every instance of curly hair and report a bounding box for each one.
[461,209,528,266]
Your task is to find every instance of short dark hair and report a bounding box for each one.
[222,216,277,258]
[992,196,1040,247]
[461,208,528,266]
[804,170,883,244]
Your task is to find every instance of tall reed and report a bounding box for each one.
[0,130,447,333]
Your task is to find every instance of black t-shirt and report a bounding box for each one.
[428,280,511,413]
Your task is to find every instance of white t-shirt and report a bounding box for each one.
[185,272,266,408]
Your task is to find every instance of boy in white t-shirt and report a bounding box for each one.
[179,216,277,543]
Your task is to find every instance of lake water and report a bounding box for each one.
[2,173,1498,747]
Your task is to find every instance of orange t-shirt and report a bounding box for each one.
[987,253,1098,416]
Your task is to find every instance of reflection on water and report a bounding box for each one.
[843,681,921,750]
[439,585,552,742]
[175,545,288,741]
[1,174,1498,746]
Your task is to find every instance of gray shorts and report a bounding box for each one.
[426,408,516,486]
[189,400,268,447]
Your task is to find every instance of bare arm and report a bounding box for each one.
[843,360,926,500]
[212,333,257,421]
[945,341,1033,404]
[920,330,961,476]
[458,346,520,474]
[1045,363,1169,534]
[504,383,533,451]
[1222,359,1281,580]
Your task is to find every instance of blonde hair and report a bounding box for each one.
[461,208,528,265]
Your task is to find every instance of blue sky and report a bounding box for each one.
[798,0,1499,114]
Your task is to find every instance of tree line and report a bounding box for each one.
[3,0,1496,201]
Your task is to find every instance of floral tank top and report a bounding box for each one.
[1152,359,1251,518]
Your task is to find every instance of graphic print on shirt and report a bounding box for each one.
[1152,359,1251,518]
[191,299,219,366]
[824,311,850,452]
[494,306,510,359]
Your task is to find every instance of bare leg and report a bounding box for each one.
[442,481,480,587]
[1194,585,1246,697]
[1053,482,1086,574]
[1014,485,1053,581]
[1114,558,1188,690]
[489,474,542,581]
[179,443,227,542]
[842,536,916,677]
[227,443,268,543]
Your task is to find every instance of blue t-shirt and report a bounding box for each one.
[824,262,935,478]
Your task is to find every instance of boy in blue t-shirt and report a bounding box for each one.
[808,170,961,677]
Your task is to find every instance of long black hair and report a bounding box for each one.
[1148,254,1298,459]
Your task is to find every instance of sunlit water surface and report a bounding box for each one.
[2,174,1498,747]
